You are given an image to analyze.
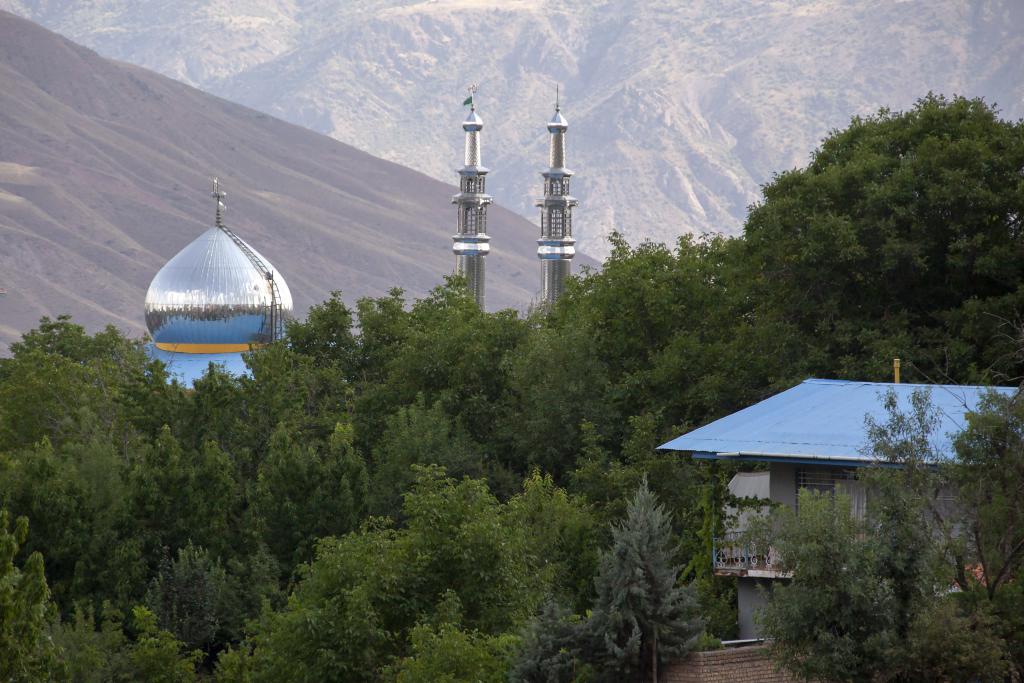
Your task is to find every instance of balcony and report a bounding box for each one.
[712,534,790,579]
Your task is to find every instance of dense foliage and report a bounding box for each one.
[0,94,1022,680]
[508,480,702,682]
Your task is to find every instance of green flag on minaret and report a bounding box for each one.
[463,95,473,106]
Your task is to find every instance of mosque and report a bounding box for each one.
[143,95,577,384]
[143,179,293,384]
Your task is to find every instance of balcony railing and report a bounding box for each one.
[712,534,790,578]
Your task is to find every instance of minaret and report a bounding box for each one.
[451,86,493,308]
[536,90,578,304]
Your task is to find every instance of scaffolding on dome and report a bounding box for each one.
[211,177,285,343]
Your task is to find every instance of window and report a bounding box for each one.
[550,209,563,237]
[796,467,865,520]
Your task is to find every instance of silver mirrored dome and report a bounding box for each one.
[145,227,293,350]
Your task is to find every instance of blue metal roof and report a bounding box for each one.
[659,378,1016,466]
[146,344,250,386]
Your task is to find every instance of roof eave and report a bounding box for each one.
[688,450,901,469]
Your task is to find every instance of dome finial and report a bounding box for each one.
[462,84,484,132]
[555,84,560,112]
[212,177,227,229]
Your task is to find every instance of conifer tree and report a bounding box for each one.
[145,543,230,654]
[508,601,586,683]
[586,479,702,682]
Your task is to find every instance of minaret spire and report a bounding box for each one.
[536,90,578,304]
[212,177,227,229]
[451,85,493,308]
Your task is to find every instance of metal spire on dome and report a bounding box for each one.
[212,177,227,228]
[207,177,285,342]
[536,88,578,305]
[451,84,493,308]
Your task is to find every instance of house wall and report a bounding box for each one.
[733,463,795,640]
[768,462,797,508]
[737,577,770,640]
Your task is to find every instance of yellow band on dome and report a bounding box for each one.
[155,342,262,354]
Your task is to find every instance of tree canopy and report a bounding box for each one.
[1,94,1023,680]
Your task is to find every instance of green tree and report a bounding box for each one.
[353,280,529,478]
[286,291,358,373]
[397,466,539,634]
[0,317,166,452]
[874,387,1024,678]
[758,485,1010,683]
[146,543,232,654]
[249,527,398,682]
[585,480,702,682]
[549,234,780,451]
[504,322,615,479]
[508,601,588,683]
[126,606,201,683]
[351,288,411,386]
[390,593,515,683]
[393,622,515,683]
[254,422,368,569]
[0,510,59,681]
[52,604,129,683]
[184,366,245,454]
[125,427,239,563]
[213,643,254,683]
[247,467,559,680]
[756,489,902,682]
[951,391,1024,599]
[506,472,600,613]
[0,439,96,610]
[369,394,481,517]
[742,94,1024,382]
[241,342,353,455]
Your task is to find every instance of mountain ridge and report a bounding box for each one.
[5,0,1022,258]
[0,10,570,348]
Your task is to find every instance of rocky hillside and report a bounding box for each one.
[0,10,558,348]
[4,0,1023,257]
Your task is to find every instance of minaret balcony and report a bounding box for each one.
[451,192,493,204]
[537,237,576,260]
[535,196,578,207]
[453,233,491,256]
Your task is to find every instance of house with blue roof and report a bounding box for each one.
[659,378,1016,640]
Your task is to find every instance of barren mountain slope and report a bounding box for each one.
[0,10,559,348]
[5,0,1023,258]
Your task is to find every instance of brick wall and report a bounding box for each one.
[661,644,797,683]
